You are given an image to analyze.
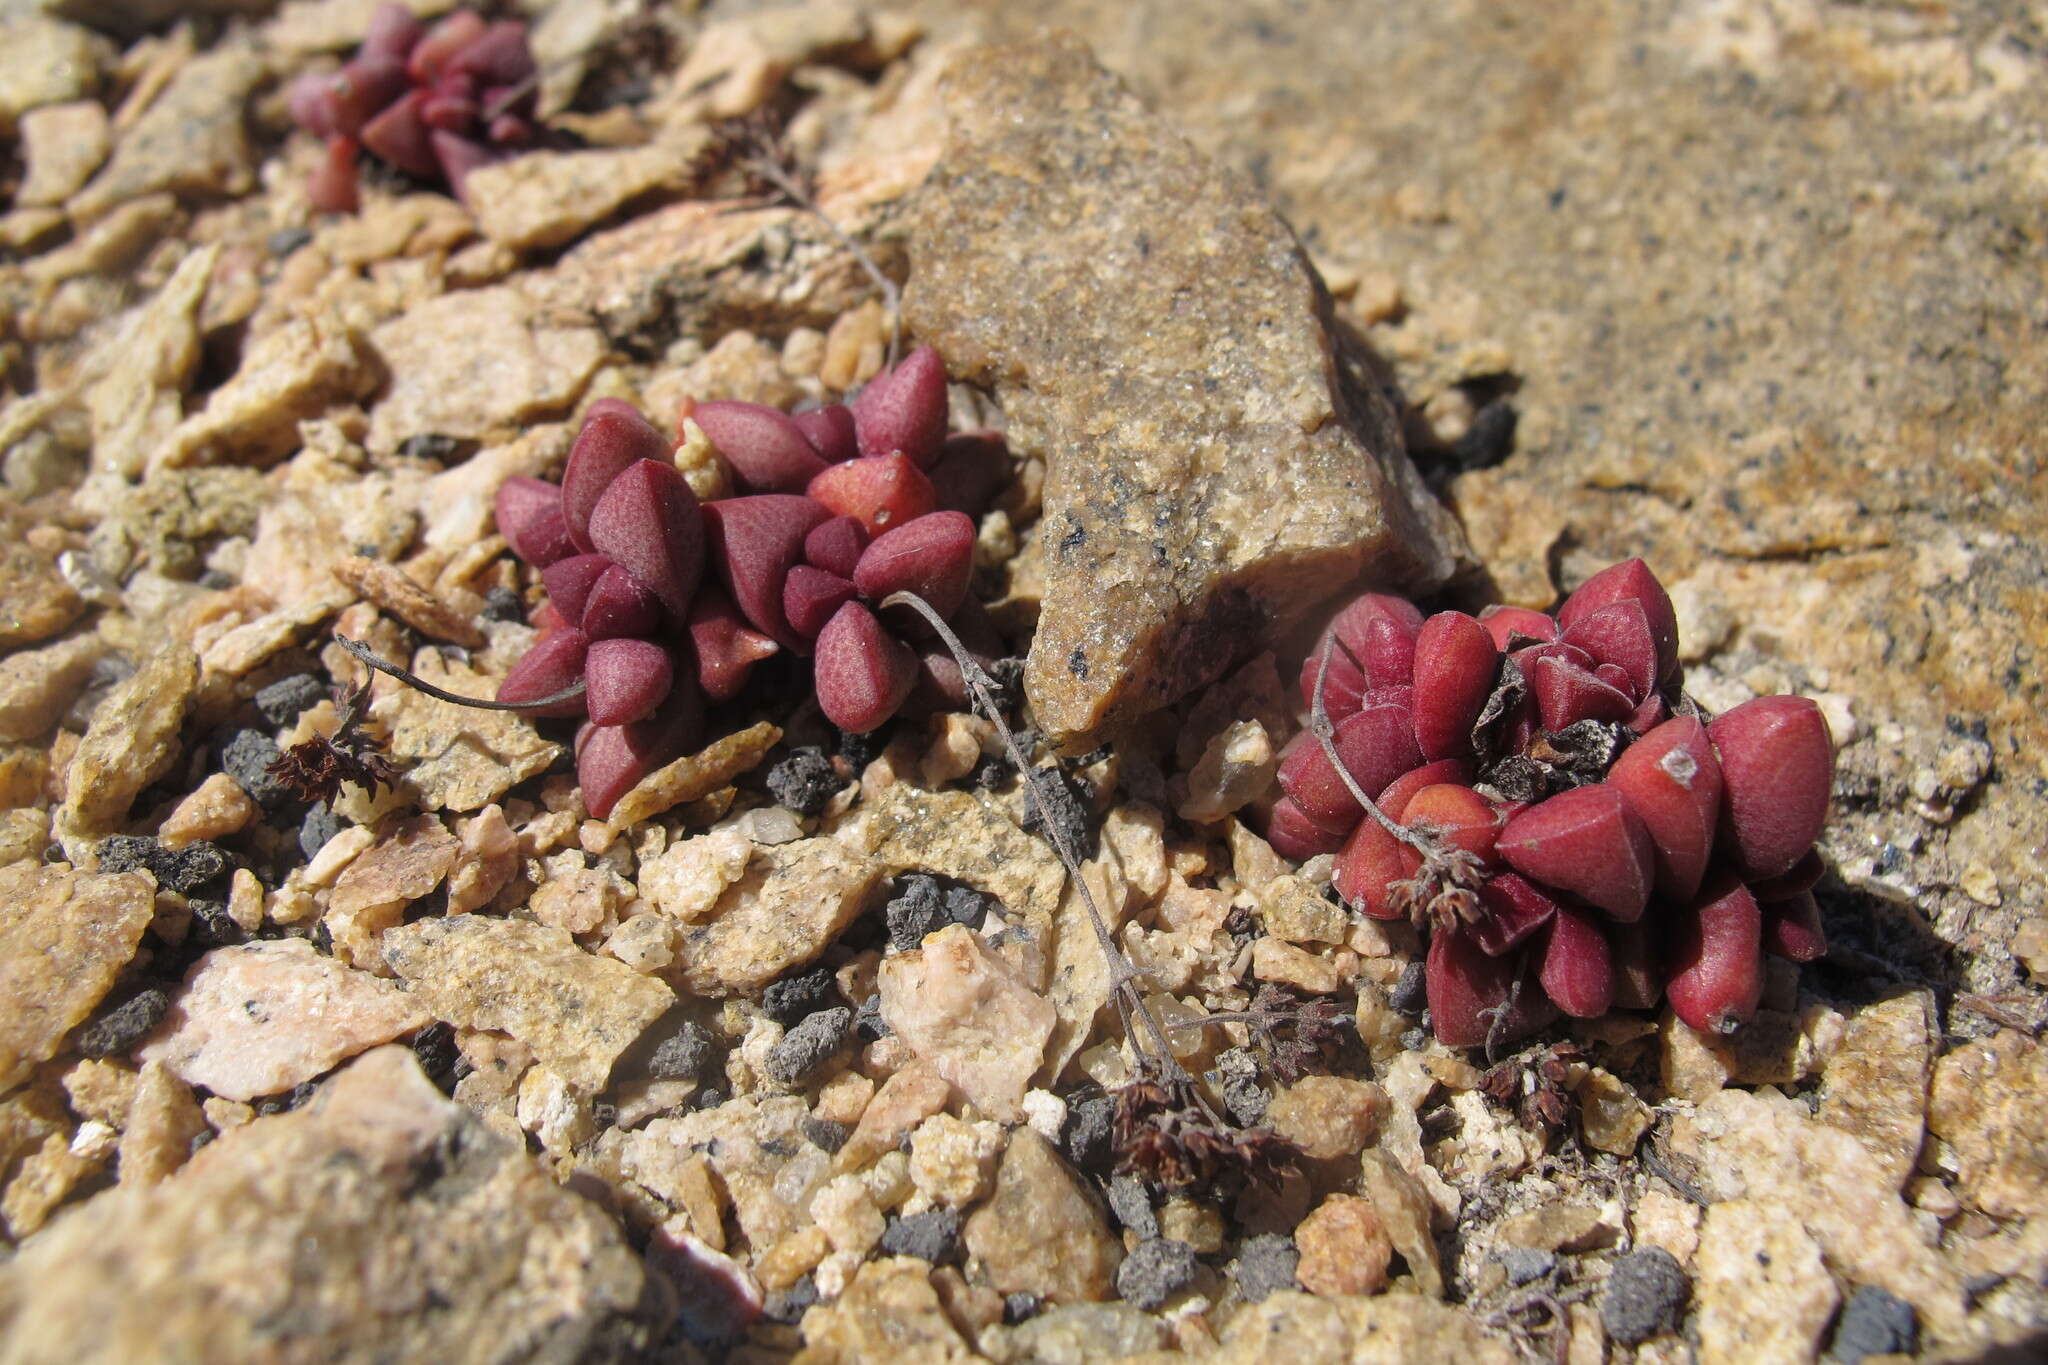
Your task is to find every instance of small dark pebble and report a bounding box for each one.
[480,586,526,622]
[765,746,839,817]
[943,884,994,929]
[1117,1238,1198,1311]
[834,726,880,773]
[880,1207,965,1265]
[197,570,237,591]
[1390,960,1429,1014]
[1002,1291,1043,1325]
[763,1275,820,1325]
[265,226,313,257]
[1829,1285,1918,1363]
[969,753,1009,790]
[590,1100,618,1130]
[1214,1047,1268,1127]
[1401,1026,1430,1052]
[255,1080,318,1116]
[1107,1175,1159,1239]
[75,987,170,1060]
[1451,398,1517,470]
[693,1088,724,1110]
[1233,1233,1301,1302]
[1020,764,1097,861]
[397,433,462,463]
[853,994,891,1040]
[884,874,945,952]
[94,836,230,895]
[300,805,347,861]
[761,966,837,1027]
[253,673,327,728]
[410,1020,461,1090]
[984,656,1026,710]
[647,1021,714,1082]
[1498,1247,1556,1287]
[1600,1246,1690,1345]
[763,1007,851,1087]
[800,1116,849,1153]
[187,898,244,948]
[1062,1092,1115,1172]
[221,729,295,810]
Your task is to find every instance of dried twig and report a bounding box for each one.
[334,635,586,712]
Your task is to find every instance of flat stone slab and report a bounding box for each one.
[906,34,1466,748]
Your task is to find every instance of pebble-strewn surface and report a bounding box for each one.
[0,1,2040,1362]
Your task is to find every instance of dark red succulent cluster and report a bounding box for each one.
[1264,560,1835,1047]
[287,4,539,212]
[492,346,1009,818]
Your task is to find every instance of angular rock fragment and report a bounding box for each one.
[906,35,1465,748]
[666,835,883,997]
[963,1129,1121,1303]
[0,864,153,1091]
[879,924,1056,1121]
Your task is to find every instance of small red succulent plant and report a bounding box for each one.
[1266,560,1834,1048]
[287,4,540,212]
[491,346,1010,818]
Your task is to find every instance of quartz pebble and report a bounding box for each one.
[0,864,152,1090]
[908,1112,1004,1206]
[1295,1194,1393,1297]
[963,1129,1122,1303]
[878,924,1055,1121]
[1265,1075,1387,1161]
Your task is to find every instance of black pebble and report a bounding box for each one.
[647,1021,714,1082]
[1020,765,1097,861]
[397,433,461,463]
[221,729,295,810]
[1214,1048,1268,1127]
[254,1080,318,1116]
[1389,960,1429,1014]
[187,898,244,948]
[1600,1246,1691,1345]
[1233,1234,1301,1302]
[74,987,170,1060]
[480,586,525,622]
[883,874,945,952]
[253,673,327,728]
[1498,1247,1556,1287]
[763,1007,851,1087]
[1829,1285,1918,1363]
[1451,398,1517,470]
[265,226,313,257]
[1107,1175,1159,1239]
[300,805,347,861]
[853,994,891,1041]
[693,1088,725,1110]
[1062,1093,1115,1172]
[800,1117,848,1154]
[760,966,837,1027]
[1117,1238,1198,1311]
[1001,1291,1043,1325]
[762,1275,819,1325]
[942,884,994,929]
[834,726,880,773]
[410,1021,461,1091]
[94,836,230,895]
[765,746,840,817]
[878,1207,964,1265]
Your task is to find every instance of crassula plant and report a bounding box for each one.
[484,345,1009,818]
[288,4,540,211]
[1265,559,1834,1049]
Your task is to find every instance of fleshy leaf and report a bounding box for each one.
[852,511,975,619]
[807,453,937,536]
[495,627,589,718]
[1607,716,1724,903]
[576,680,704,821]
[1664,873,1764,1034]
[1477,604,1558,650]
[1762,889,1827,962]
[562,399,672,553]
[494,475,574,568]
[686,587,779,702]
[586,459,705,620]
[1267,796,1346,861]
[1561,600,1659,699]
[909,598,1001,713]
[1470,872,1561,957]
[308,135,361,213]
[1411,611,1499,761]
[1276,703,1422,833]
[928,431,1011,516]
[852,345,949,467]
[1427,927,1557,1049]
[1497,783,1655,921]
[585,637,673,727]
[783,565,856,641]
[791,404,857,464]
[1708,695,1834,880]
[704,494,830,650]
[1750,847,1824,903]
[813,602,916,733]
[1556,558,1679,684]
[360,89,437,177]
[803,515,869,580]
[1333,814,1418,919]
[408,10,488,84]
[1538,904,1614,1018]
[1608,920,1661,1011]
[1374,758,1473,823]
[540,554,611,627]
[694,400,830,494]
[581,564,662,641]
[1530,654,1636,732]
[1400,784,1502,867]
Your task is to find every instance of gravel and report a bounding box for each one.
[1829,1285,1918,1362]
[94,836,230,895]
[1600,1246,1691,1344]
[765,746,839,816]
[74,987,171,1060]
[1233,1234,1301,1302]
[762,1007,851,1086]
[1116,1237,1198,1310]
[1061,1093,1115,1172]
[1498,1247,1556,1286]
[760,966,837,1027]
[1215,1047,1268,1126]
[221,729,295,810]
[883,874,945,952]
[646,1021,714,1082]
[1107,1175,1158,1239]
[879,1208,964,1264]
[299,806,346,861]
[253,673,327,728]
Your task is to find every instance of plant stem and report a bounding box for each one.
[335,636,587,712]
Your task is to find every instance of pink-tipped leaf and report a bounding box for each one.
[1497,783,1655,921]
[852,345,949,467]
[586,459,705,621]
[1708,695,1833,880]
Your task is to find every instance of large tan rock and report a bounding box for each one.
[962,1129,1120,1303]
[0,864,153,1092]
[905,35,1465,748]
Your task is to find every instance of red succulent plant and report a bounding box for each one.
[287,4,540,211]
[1268,559,1834,1049]
[489,346,1006,817]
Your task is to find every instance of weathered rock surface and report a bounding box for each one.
[1211,1292,1516,1365]
[0,864,152,1091]
[138,940,428,1102]
[878,924,1055,1121]
[383,916,673,1092]
[68,47,260,222]
[0,1047,650,1363]
[55,645,199,851]
[1929,1029,2048,1220]
[1693,1199,1838,1365]
[667,835,885,997]
[906,35,1465,747]
[962,1129,1121,1303]
[794,1257,977,1364]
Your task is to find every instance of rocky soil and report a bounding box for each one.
[0,1,2041,1363]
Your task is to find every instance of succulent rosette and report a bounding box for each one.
[287,4,540,212]
[491,345,1006,818]
[1266,560,1834,1047]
